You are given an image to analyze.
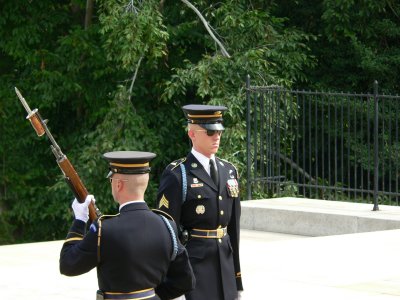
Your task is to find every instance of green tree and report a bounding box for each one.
[273,0,400,92]
[0,0,315,244]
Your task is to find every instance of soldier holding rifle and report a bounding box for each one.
[60,151,195,300]
[15,89,195,300]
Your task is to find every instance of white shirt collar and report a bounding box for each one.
[119,200,145,211]
[191,148,216,175]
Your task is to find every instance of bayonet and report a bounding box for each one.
[15,87,102,221]
[15,87,33,114]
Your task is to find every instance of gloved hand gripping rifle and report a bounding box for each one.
[15,87,102,222]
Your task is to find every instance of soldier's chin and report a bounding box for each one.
[211,146,219,153]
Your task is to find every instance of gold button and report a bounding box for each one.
[197,195,201,199]
[218,239,222,243]
[219,196,222,200]
[220,210,224,215]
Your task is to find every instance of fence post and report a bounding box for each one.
[246,75,252,200]
[373,80,379,211]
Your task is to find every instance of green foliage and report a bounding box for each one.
[0,0,316,244]
[99,0,168,70]
[273,0,400,92]
[161,1,316,189]
[0,0,114,243]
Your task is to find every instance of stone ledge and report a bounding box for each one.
[241,197,400,236]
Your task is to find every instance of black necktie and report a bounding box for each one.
[210,159,219,186]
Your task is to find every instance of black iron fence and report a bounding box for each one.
[246,76,400,210]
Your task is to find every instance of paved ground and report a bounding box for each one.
[1,229,400,299]
[240,229,400,300]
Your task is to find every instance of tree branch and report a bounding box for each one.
[272,150,316,184]
[125,0,142,14]
[180,0,230,58]
[129,56,144,101]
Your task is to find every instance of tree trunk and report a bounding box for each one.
[84,0,94,29]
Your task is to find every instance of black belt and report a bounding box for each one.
[101,288,155,299]
[190,227,227,239]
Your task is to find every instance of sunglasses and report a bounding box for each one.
[109,177,129,183]
[195,129,223,136]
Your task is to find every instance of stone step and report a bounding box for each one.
[241,197,400,236]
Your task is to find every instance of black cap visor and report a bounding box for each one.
[199,123,225,130]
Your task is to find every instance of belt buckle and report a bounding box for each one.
[217,228,223,238]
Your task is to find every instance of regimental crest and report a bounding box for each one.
[159,194,169,209]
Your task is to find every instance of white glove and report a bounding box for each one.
[235,291,242,300]
[72,194,95,223]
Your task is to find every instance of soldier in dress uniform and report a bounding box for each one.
[59,151,195,300]
[157,105,243,300]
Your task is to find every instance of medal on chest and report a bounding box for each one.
[227,179,239,197]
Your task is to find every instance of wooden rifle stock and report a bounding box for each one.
[57,156,101,222]
[15,87,102,222]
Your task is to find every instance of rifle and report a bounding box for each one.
[15,87,102,222]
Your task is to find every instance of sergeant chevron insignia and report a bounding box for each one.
[159,194,169,209]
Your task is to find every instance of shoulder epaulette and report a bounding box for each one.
[98,213,119,221]
[169,157,186,171]
[219,158,240,178]
[152,209,175,223]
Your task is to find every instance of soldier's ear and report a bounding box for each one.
[188,129,195,139]
[117,180,125,192]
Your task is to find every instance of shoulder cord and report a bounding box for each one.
[160,215,178,261]
[179,163,187,204]
[178,163,190,242]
